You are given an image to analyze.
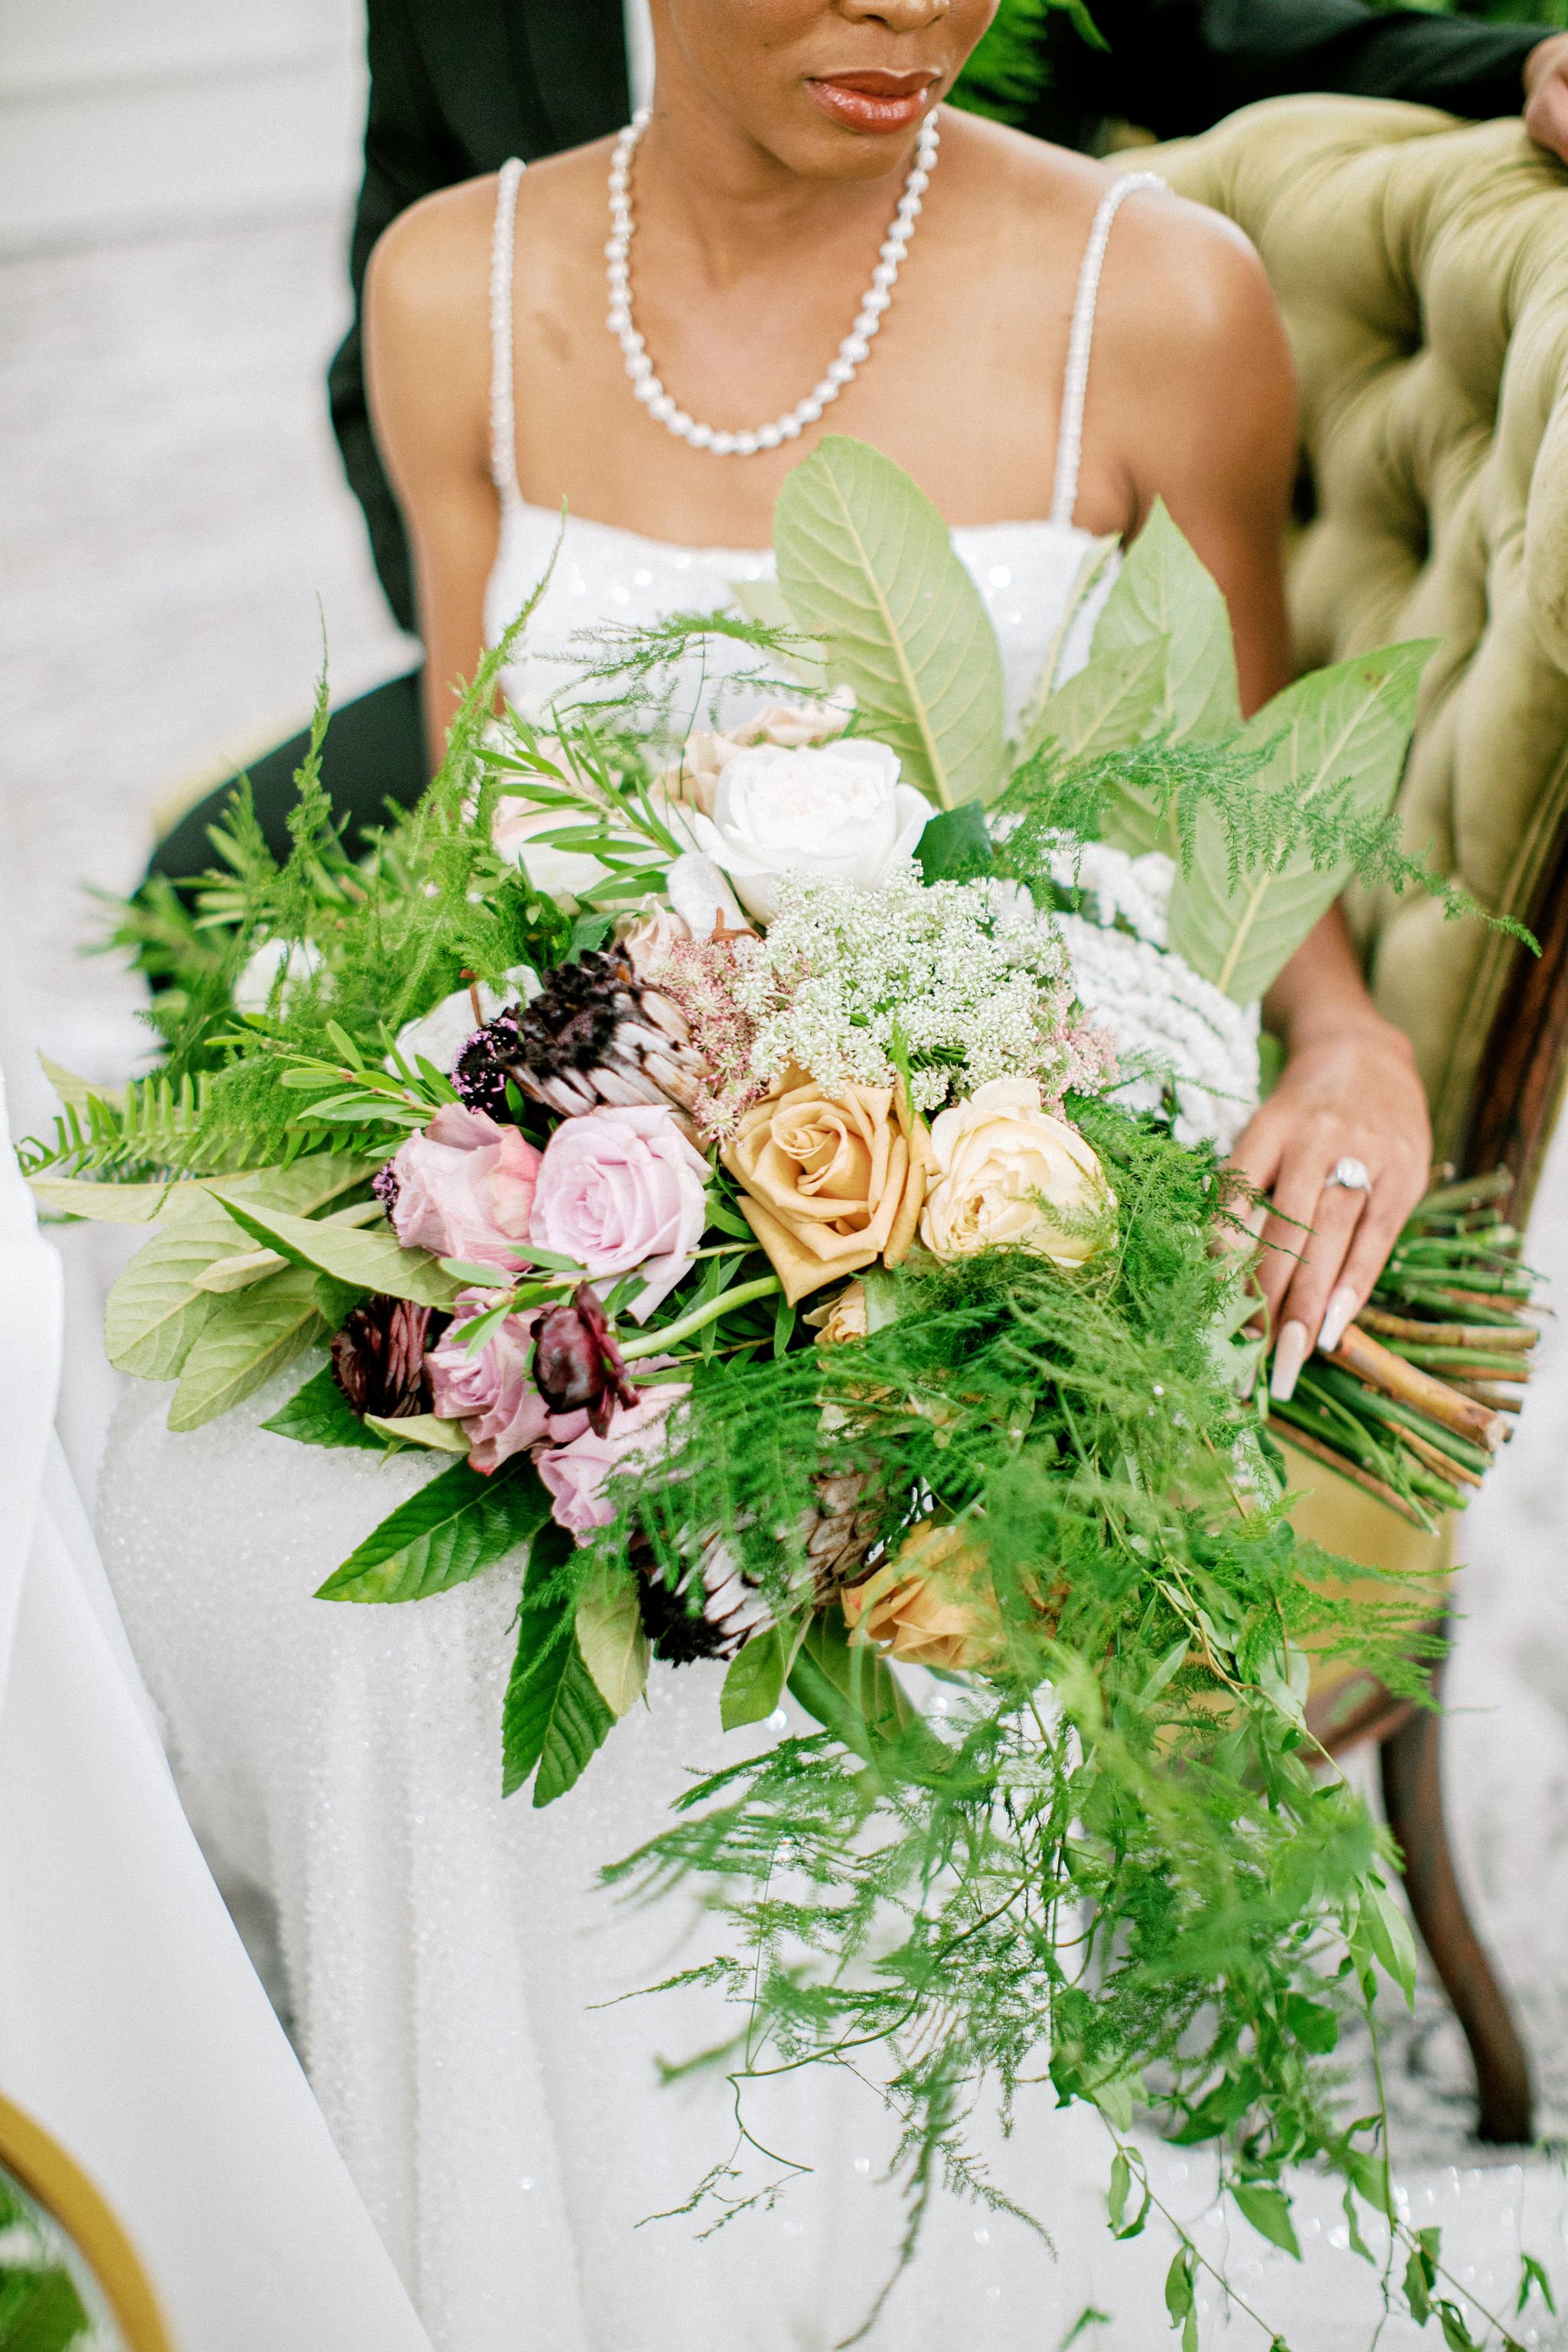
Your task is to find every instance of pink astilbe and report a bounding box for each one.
[1041,1009,1120,1114]
[649,934,766,1145]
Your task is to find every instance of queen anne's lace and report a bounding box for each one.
[730,868,1114,1114]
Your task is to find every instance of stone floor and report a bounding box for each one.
[4,203,1568,2322]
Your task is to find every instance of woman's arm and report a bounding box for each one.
[1102,198,1433,1391]
[364,178,500,769]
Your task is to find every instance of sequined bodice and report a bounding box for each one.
[484,501,1116,734]
[480,162,1168,734]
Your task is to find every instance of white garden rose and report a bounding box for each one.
[233,936,320,1014]
[920,1076,1114,1269]
[691,737,932,923]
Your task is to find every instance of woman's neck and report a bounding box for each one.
[635,87,923,293]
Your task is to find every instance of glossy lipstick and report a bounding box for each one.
[805,69,937,135]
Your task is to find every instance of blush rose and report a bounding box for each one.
[427,1295,589,1475]
[537,1378,690,1539]
[388,1102,541,1272]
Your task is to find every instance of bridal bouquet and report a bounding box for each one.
[27,442,1542,2336]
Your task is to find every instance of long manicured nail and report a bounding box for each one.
[1269,1319,1310,1403]
[1317,1285,1359,1357]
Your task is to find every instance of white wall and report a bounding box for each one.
[0,0,366,255]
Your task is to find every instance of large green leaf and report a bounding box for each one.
[1167,641,1435,1004]
[316,1454,551,1603]
[773,436,1006,809]
[100,1152,380,1377]
[261,1363,387,1452]
[168,1266,327,1430]
[504,1524,615,1802]
[207,1191,462,1310]
[1091,499,1241,750]
[1018,638,1166,766]
[575,1573,648,1717]
[29,1172,215,1225]
[103,1204,235,1377]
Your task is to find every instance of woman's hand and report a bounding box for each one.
[1227,910,1432,1402]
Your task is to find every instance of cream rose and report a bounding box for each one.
[920,1077,1114,1268]
[653,702,851,819]
[722,1079,930,1306]
[691,738,932,923]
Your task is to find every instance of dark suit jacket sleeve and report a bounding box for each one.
[328,0,469,635]
[1029,0,1547,150]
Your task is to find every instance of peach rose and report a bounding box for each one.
[806,1282,868,1346]
[841,1521,1005,1673]
[920,1077,1114,1269]
[721,1079,930,1307]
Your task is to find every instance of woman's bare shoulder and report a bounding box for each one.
[367,172,498,346]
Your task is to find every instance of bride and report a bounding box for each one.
[98,2,1436,2346]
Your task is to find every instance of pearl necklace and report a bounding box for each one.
[606,103,940,457]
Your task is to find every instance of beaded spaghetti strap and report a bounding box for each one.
[1050,170,1165,530]
[489,156,527,505]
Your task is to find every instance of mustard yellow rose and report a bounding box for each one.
[841,1521,1004,1673]
[920,1077,1113,1269]
[807,1282,868,1346]
[722,1079,931,1307]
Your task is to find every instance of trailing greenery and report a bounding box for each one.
[29,450,1554,2344]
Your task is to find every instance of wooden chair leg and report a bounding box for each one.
[1379,1614,1534,2145]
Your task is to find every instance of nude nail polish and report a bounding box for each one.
[1269,1319,1310,1403]
[1316,1285,1358,1357]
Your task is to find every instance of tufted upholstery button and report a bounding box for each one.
[1148,99,1568,1164]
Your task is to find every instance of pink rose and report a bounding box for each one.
[428,1294,588,1475]
[529,1106,708,1321]
[389,1103,541,1272]
[537,1380,689,1538]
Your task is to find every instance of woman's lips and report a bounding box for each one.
[805,74,936,135]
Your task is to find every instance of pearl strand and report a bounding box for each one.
[606,104,940,457]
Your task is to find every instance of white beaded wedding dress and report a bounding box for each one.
[93,168,1525,2352]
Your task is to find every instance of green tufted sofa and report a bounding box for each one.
[1149,98,1568,1206]
[1143,96,1568,2145]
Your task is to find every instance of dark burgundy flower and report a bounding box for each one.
[371,1162,400,1215]
[330,1295,448,1419]
[533,1284,638,1436]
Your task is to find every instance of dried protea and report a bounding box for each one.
[533,1285,639,1437]
[330,1295,447,1419]
[800,1472,883,1600]
[635,1532,776,1665]
[453,946,705,1125]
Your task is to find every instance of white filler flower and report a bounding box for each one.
[691,738,932,922]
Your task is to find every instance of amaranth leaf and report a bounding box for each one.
[774,436,1006,809]
[263,1362,386,1451]
[318,1455,551,1603]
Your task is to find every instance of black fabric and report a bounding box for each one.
[148,668,427,880]
[328,0,629,634]
[1024,0,1544,150]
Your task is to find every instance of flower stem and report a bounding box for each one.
[620,1274,782,1360]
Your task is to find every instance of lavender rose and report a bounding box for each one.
[388,1102,541,1272]
[537,1380,689,1539]
[530,1105,708,1320]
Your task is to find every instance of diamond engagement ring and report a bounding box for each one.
[1325,1157,1373,1194]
